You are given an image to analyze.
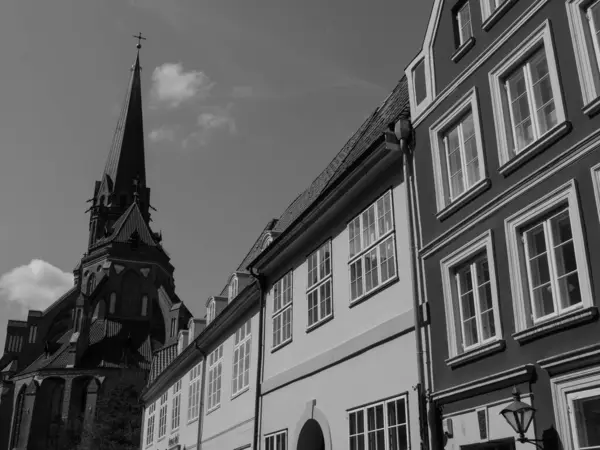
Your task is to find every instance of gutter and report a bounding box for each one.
[250,270,266,450]
[387,122,429,450]
[194,344,207,450]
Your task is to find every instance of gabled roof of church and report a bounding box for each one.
[98,52,146,199]
[92,201,159,249]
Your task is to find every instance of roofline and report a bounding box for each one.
[141,282,260,403]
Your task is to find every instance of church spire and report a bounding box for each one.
[88,37,151,248]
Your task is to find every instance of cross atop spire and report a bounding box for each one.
[133,32,146,50]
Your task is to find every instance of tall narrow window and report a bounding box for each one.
[109,292,117,314]
[272,272,293,349]
[87,274,96,295]
[207,345,223,411]
[228,277,239,301]
[171,380,182,431]
[588,1,600,73]
[307,241,333,328]
[232,320,251,396]
[29,325,37,344]
[145,401,156,446]
[348,191,396,303]
[170,317,177,338]
[206,300,216,325]
[188,362,202,421]
[456,2,473,46]
[10,388,25,449]
[74,310,82,333]
[442,112,480,201]
[141,295,148,317]
[158,392,168,439]
[413,59,427,105]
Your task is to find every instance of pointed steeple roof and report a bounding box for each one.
[98,51,146,200]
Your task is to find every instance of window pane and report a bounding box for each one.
[365,249,379,292]
[530,51,556,134]
[572,393,600,449]
[413,60,427,104]
[379,237,396,283]
[362,206,376,249]
[458,3,472,44]
[351,260,364,300]
[349,217,362,257]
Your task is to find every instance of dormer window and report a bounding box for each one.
[228,277,239,301]
[28,325,37,344]
[206,300,216,325]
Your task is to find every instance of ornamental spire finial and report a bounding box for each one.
[132,32,146,50]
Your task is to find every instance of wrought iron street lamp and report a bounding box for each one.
[500,387,542,448]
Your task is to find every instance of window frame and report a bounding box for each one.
[488,20,569,175]
[347,190,398,305]
[480,0,518,31]
[406,52,434,120]
[207,344,223,412]
[505,180,594,337]
[456,1,474,47]
[272,272,293,350]
[440,230,503,361]
[265,430,288,450]
[348,394,410,450]
[306,240,333,330]
[229,276,239,301]
[187,362,202,422]
[157,392,168,440]
[145,401,156,447]
[566,0,600,115]
[171,379,182,432]
[232,319,252,397]
[429,88,487,216]
[206,300,216,325]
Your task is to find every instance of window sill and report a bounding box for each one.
[436,178,491,222]
[157,436,166,443]
[451,37,476,63]
[231,386,250,400]
[583,96,600,117]
[446,339,506,369]
[513,306,598,345]
[349,276,400,309]
[271,338,292,354]
[206,404,221,415]
[482,0,518,32]
[498,121,572,177]
[306,314,334,333]
[187,416,199,425]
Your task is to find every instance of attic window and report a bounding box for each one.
[206,300,216,325]
[413,59,427,105]
[228,277,239,301]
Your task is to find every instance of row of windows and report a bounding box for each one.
[5,335,23,353]
[264,395,409,450]
[440,180,591,362]
[271,191,398,350]
[144,321,253,445]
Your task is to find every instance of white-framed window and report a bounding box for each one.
[307,241,333,328]
[489,20,567,170]
[406,52,434,120]
[348,395,410,450]
[145,401,156,446]
[505,180,593,334]
[109,292,117,314]
[229,276,239,301]
[265,430,287,450]
[206,300,216,325]
[456,1,473,46]
[171,379,182,431]
[551,366,600,450]
[272,272,293,349]
[158,392,168,439]
[440,231,502,358]
[566,0,600,114]
[429,88,486,212]
[232,319,251,396]
[481,0,503,19]
[348,190,397,303]
[187,362,202,421]
[207,344,223,411]
[141,295,148,316]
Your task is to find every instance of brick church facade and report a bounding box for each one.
[0,47,191,450]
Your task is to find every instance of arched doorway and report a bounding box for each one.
[297,419,325,450]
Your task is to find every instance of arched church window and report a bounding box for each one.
[10,386,25,449]
[109,293,117,314]
[141,295,148,316]
[87,274,96,295]
[74,309,82,333]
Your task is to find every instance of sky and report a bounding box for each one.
[0,0,434,352]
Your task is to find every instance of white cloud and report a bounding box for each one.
[148,126,177,143]
[150,63,214,109]
[182,111,236,149]
[0,260,73,312]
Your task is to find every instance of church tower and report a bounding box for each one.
[0,38,192,450]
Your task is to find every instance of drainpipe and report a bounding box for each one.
[195,346,207,450]
[250,268,266,450]
[386,120,429,450]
